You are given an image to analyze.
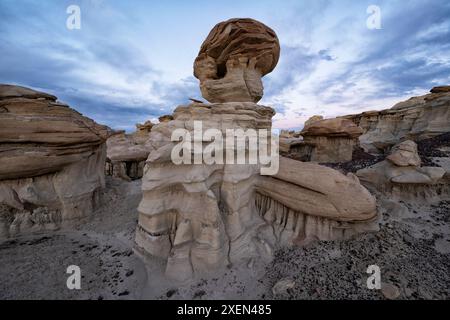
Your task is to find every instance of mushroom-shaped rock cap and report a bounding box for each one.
[301,118,363,139]
[194,18,280,79]
[194,18,280,103]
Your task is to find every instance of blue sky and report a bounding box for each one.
[1,0,449,131]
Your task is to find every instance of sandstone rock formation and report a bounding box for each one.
[0,84,110,239]
[135,120,154,136]
[135,102,378,281]
[194,18,280,103]
[158,115,173,123]
[288,117,363,163]
[357,140,446,194]
[386,140,421,167]
[301,117,363,138]
[342,86,450,154]
[279,130,303,154]
[303,115,323,127]
[430,85,450,94]
[106,121,154,180]
[135,19,378,281]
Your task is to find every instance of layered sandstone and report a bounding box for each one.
[106,121,154,180]
[194,18,280,103]
[285,117,363,163]
[0,84,110,238]
[279,130,303,154]
[342,86,450,154]
[357,140,446,195]
[135,102,378,281]
[135,19,378,281]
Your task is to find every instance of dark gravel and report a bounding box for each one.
[321,147,384,173]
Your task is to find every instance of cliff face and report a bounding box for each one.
[342,87,450,154]
[0,84,110,238]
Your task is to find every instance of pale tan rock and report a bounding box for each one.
[386,140,421,167]
[0,94,109,180]
[298,118,362,163]
[0,84,109,238]
[257,157,377,222]
[106,132,149,180]
[272,278,295,296]
[280,130,296,138]
[135,102,378,280]
[302,118,363,138]
[135,20,377,281]
[279,136,303,154]
[357,155,445,190]
[105,120,155,180]
[107,132,150,163]
[0,84,57,101]
[304,115,323,128]
[342,88,450,153]
[381,283,401,300]
[194,18,280,103]
[135,120,154,136]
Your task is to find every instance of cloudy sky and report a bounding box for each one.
[1,0,449,131]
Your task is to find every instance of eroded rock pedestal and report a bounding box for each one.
[342,87,450,154]
[135,102,378,281]
[0,84,110,238]
[281,117,363,163]
[106,121,154,181]
[300,117,363,163]
[357,140,447,198]
[135,102,275,280]
[135,18,378,281]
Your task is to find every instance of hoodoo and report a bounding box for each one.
[135,18,378,281]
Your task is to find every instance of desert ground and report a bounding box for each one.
[1,174,448,300]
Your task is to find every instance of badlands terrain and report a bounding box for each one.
[1,18,449,300]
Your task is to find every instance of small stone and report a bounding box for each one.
[387,140,421,167]
[381,283,400,300]
[166,289,177,298]
[272,278,295,296]
[118,290,129,296]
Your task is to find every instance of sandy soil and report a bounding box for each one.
[0,177,449,300]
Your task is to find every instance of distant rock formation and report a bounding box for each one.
[135,19,377,281]
[342,86,450,154]
[106,121,154,181]
[135,120,154,136]
[281,117,363,163]
[158,115,173,123]
[386,140,421,167]
[0,84,110,239]
[194,18,280,103]
[357,140,446,195]
[279,130,303,154]
[303,115,323,127]
[299,118,363,163]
